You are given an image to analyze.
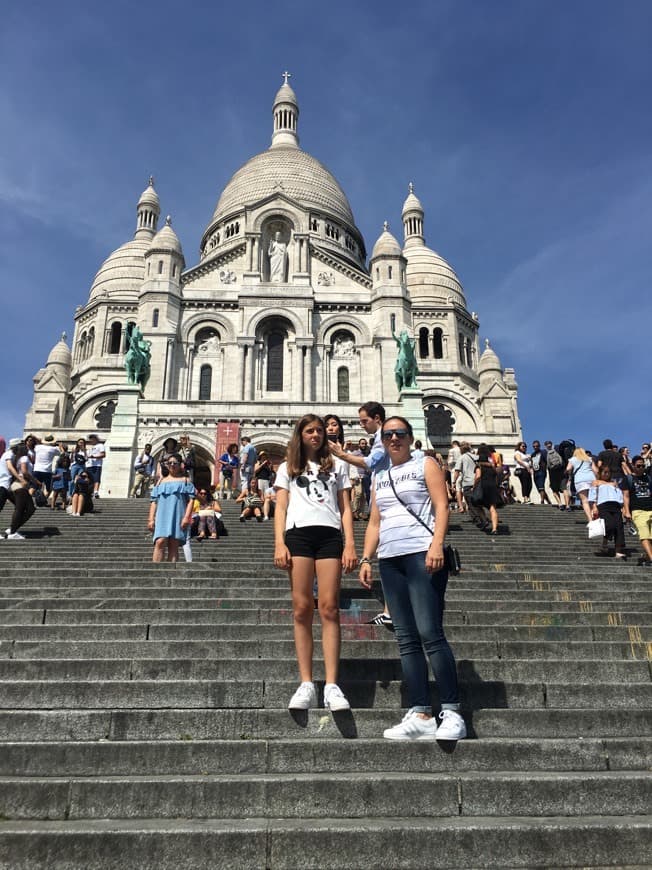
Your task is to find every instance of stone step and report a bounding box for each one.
[1,815,651,869]
[0,656,648,684]
[2,737,649,776]
[1,678,649,710]
[2,770,650,821]
[2,708,650,741]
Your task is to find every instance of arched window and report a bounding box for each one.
[152,309,159,327]
[337,367,350,402]
[433,328,443,360]
[109,322,122,354]
[458,335,466,365]
[78,331,87,363]
[157,260,163,275]
[466,339,473,368]
[199,365,212,400]
[418,327,430,358]
[266,330,285,391]
[86,326,95,359]
[388,265,393,280]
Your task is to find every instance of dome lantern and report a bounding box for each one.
[402,182,425,249]
[135,176,160,239]
[271,71,299,149]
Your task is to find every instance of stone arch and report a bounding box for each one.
[421,389,483,433]
[246,307,302,337]
[317,314,371,347]
[252,203,300,234]
[260,213,295,282]
[182,313,236,345]
[70,390,119,429]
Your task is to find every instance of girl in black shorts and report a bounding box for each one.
[274,414,357,712]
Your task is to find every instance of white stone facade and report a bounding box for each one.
[25,76,522,493]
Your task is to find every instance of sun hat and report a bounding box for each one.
[44,434,55,442]
[9,438,22,448]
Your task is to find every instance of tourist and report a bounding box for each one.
[619,446,633,476]
[513,441,533,503]
[641,442,652,471]
[254,451,273,496]
[239,436,257,493]
[49,444,71,510]
[473,444,501,535]
[70,470,93,517]
[262,484,277,521]
[544,440,568,509]
[622,456,652,567]
[178,435,196,483]
[595,439,624,485]
[86,434,105,498]
[147,453,195,562]
[68,438,87,499]
[236,480,264,522]
[329,401,391,629]
[453,442,481,524]
[156,437,179,482]
[274,414,357,712]
[358,415,466,741]
[217,443,239,499]
[192,487,221,539]
[24,434,37,464]
[0,440,38,539]
[589,467,626,560]
[131,444,155,498]
[33,434,58,496]
[566,447,595,522]
[531,440,551,505]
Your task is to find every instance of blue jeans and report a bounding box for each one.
[68,464,84,497]
[379,550,460,713]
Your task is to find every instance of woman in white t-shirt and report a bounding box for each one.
[274,414,357,713]
[513,441,533,503]
[358,416,466,742]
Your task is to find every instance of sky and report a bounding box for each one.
[1,0,650,453]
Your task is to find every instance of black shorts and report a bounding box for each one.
[285,525,343,560]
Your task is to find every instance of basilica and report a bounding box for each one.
[26,76,521,494]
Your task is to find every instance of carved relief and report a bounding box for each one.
[317,271,335,286]
[219,269,236,284]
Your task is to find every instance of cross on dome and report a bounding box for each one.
[282,71,292,85]
[149,176,155,187]
[408,182,414,194]
[383,221,389,231]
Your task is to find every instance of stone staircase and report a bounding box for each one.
[0,498,650,869]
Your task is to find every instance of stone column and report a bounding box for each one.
[165,339,176,400]
[101,384,141,499]
[302,345,312,402]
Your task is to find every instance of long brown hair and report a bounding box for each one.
[285,414,333,477]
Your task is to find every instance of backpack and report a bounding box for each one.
[558,439,576,464]
[547,447,563,469]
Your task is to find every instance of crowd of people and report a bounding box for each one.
[2,417,650,743]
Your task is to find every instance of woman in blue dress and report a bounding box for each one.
[147,453,195,562]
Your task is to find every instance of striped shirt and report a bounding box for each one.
[374,455,435,559]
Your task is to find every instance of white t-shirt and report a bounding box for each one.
[0,450,16,490]
[374,455,435,559]
[86,443,105,468]
[275,458,350,530]
[33,444,59,473]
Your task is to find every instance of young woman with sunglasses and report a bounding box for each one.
[148,453,195,562]
[359,416,466,741]
[274,414,357,712]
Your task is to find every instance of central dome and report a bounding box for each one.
[211,146,356,227]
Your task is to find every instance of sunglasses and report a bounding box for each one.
[167,461,180,467]
[381,429,410,441]
[633,464,645,469]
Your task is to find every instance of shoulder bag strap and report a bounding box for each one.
[386,466,433,534]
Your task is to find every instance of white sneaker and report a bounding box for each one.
[6,531,26,541]
[324,683,350,712]
[435,710,467,740]
[288,682,317,710]
[383,710,438,741]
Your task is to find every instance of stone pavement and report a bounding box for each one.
[0,499,650,868]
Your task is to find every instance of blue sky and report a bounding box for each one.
[1,0,650,453]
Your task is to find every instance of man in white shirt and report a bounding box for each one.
[86,434,106,499]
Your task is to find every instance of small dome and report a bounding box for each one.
[478,339,502,374]
[138,177,160,209]
[403,245,466,304]
[46,333,72,368]
[371,223,402,259]
[402,182,423,216]
[149,216,183,255]
[88,237,150,300]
